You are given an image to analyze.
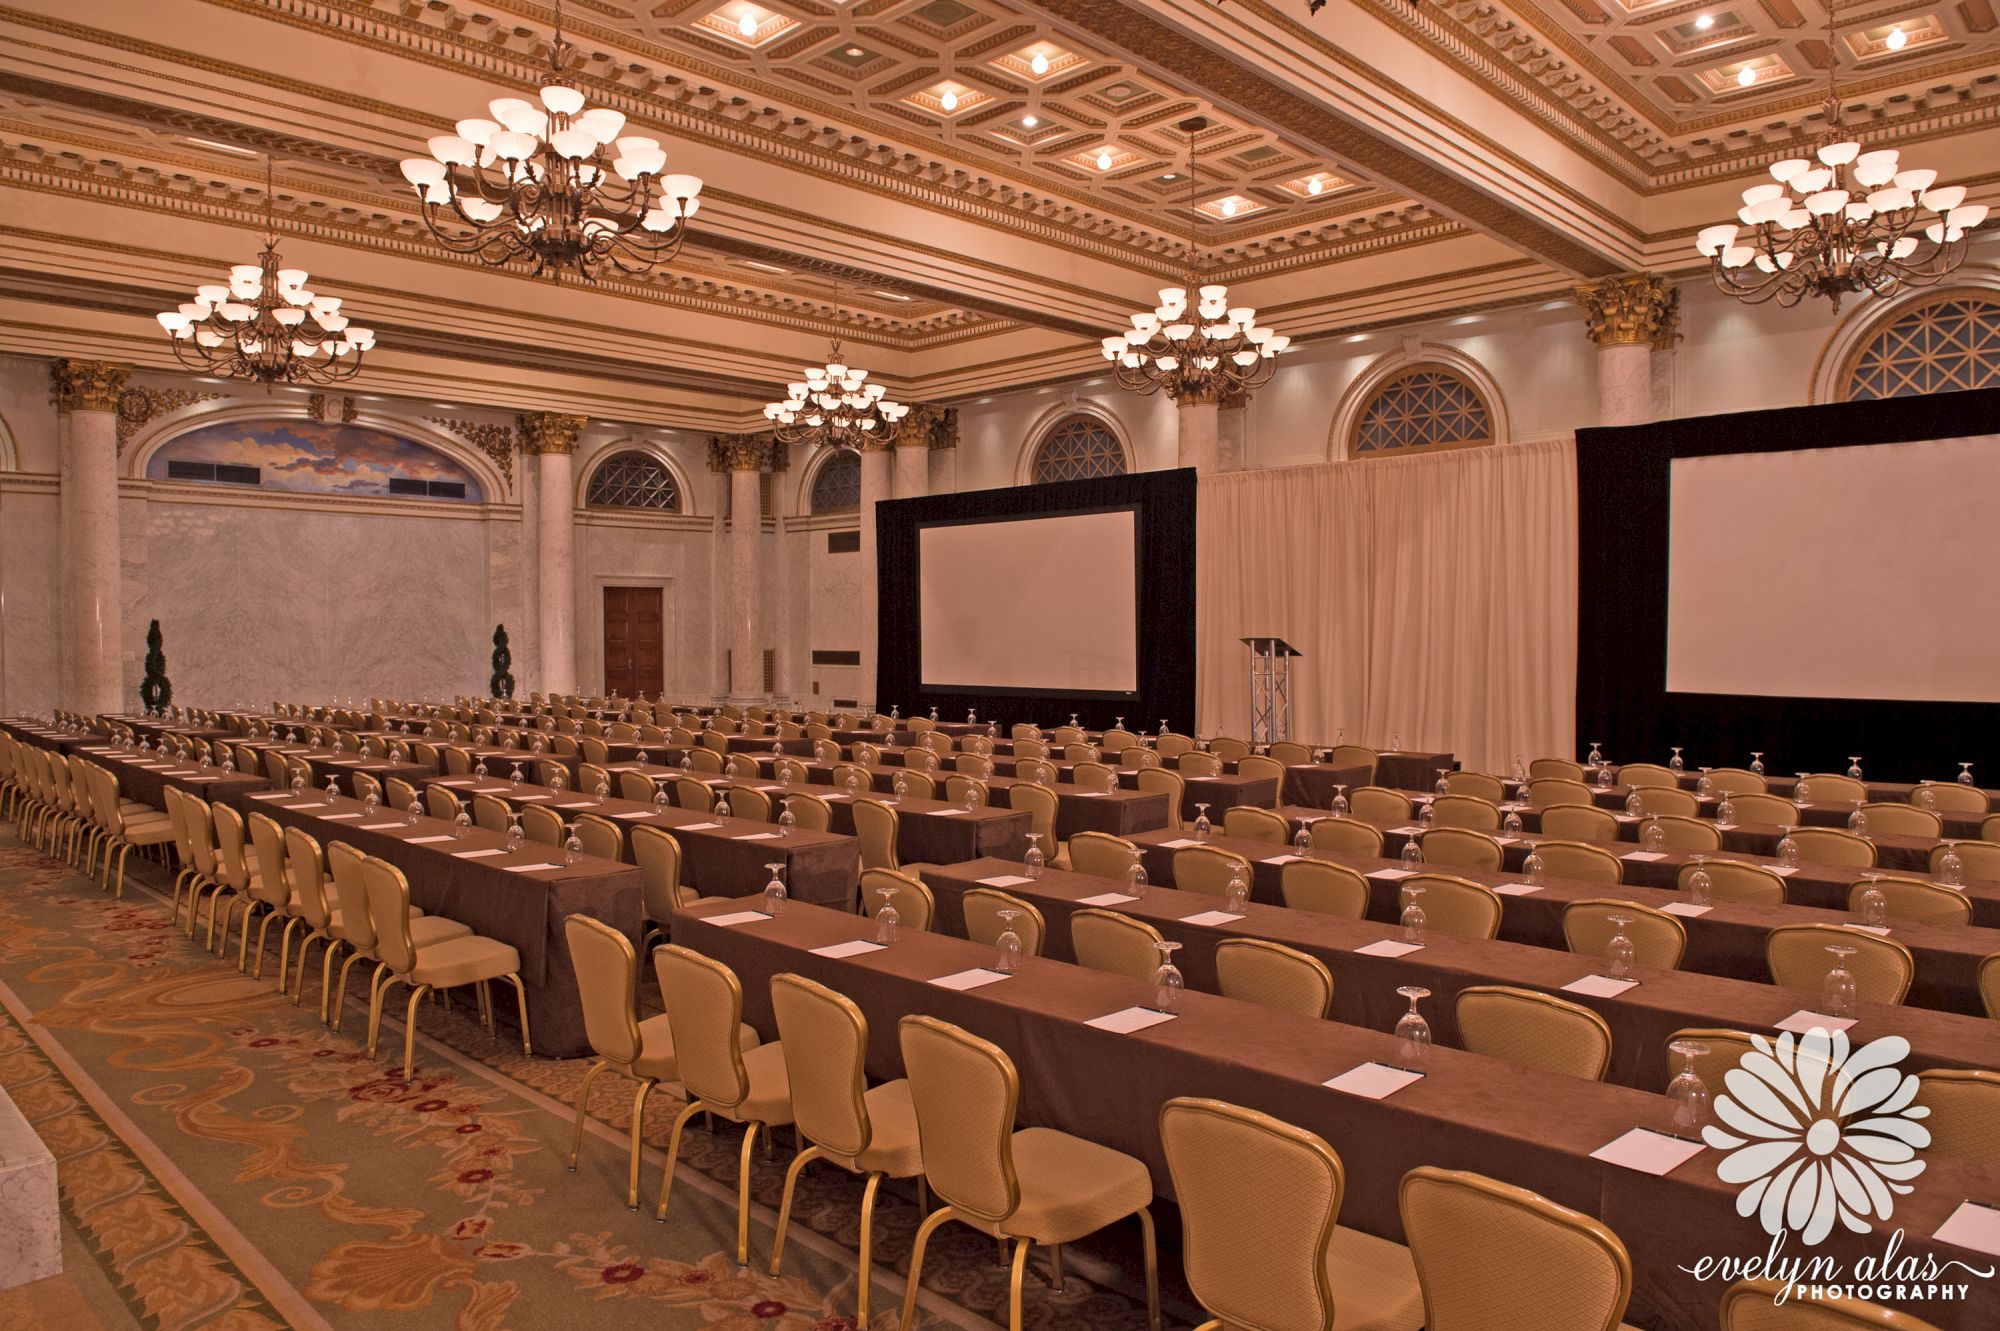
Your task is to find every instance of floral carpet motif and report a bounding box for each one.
[0,831,1170,1329]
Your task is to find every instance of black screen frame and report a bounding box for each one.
[1575,386,2000,782]
[875,468,1197,731]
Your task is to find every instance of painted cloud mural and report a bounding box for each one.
[147,419,483,502]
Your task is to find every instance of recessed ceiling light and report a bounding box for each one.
[1694,13,1714,30]
[1030,52,1049,75]
[1162,172,1175,180]
[846,46,864,56]
[1022,114,1039,128]
[1096,148,1113,169]
[738,12,756,37]
[1737,65,1756,86]
[1308,177,1324,195]
[1886,26,1908,50]
[941,89,959,111]
[1221,198,1239,217]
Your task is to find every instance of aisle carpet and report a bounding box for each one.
[0,830,1179,1330]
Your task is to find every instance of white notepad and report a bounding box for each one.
[1769,865,1799,876]
[1562,974,1640,998]
[1491,882,1541,896]
[1158,837,1202,849]
[1614,814,1640,823]
[1661,902,1713,917]
[1621,851,1667,862]
[810,939,885,959]
[502,863,559,873]
[406,835,454,845]
[613,811,655,820]
[678,821,723,831]
[359,822,403,831]
[247,793,287,801]
[287,802,329,810]
[1934,1202,2000,1258]
[980,874,1035,888]
[321,812,362,821]
[735,832,782,841]
[1845,923,1893,936]
[1776,1010,1857,1034]
[1323,1062,1424,1100]
[1590,1128,1704,1176]
[1182,910,1245,926]
[452,848,508,860]
[556,801,593,809]
[931,808,967,816]
[1260,854,1303,865]
[1367,868,1416,881]
[1389,825,1424,835]
[1078,892,1139,906]
[1086,1006,1177,1034]
[929,968,1010,991]
[704,911,771,927]
[1355,939,1423,958]
[513,794,551,802]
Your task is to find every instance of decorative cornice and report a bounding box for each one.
[48,358,130,413]
[426,416,516,487]
[1575,274,1679,348]
[518,412,586,455]
[115,386,221,449]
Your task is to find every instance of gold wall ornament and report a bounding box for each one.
[426,416,517,486]
[48,359,131,414]
[706,433,776,473]
[518,412,587,455]
[1575,274,1678,347]
[115,387,224,450]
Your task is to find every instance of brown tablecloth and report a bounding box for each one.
[420,777,860,911]
[221,788,642,1058]
[674,899,2000,1331]
[1584,784,1987,842]
[226,740,433,800]
[1372,750,1457,791]
[701,777,1029,866]
[1612,765,2000,812]
[67,742,271,810]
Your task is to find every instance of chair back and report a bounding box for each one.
[442,746,473,776]
[1160,1097,1343,1331]
[685,747,724,774]
[894,769,938,799]
[1939,839,2000,879]
[1914,781,1987,815]
[783,792,833,833]
[860,868,934,931]
[899,1015,1022,1223]
[565,915,642,1066]
[655,946,752,1110]
[1237,754,1285,788]
[522,804,565,847]
[383,777,420,811]
[1562,899,1687,969]
[574,813,623,862]
[1631,786,1699,817]
[1665,1028,1764,1098]
[772,974,874,1159]
[943,775,989,808]
[326,841,376,951]
[1766,925,1913,1004]
[1858,875,1971,926]
[1173,845,1253,899]
[1618,763,1678,789]
[1280,859,1370,918]
[1859,802,1942,838]
[1439,772,1503,803]
[1268,741,1313,767]
[359,857,416,974]
[1787,827,1877,869]
[1210,738,1251,761]
[264,749,291,787]
[1070,908,1164,980]
[1430,794,1500,831]
[674,776,715,813]
[1404,873,1503,939]
[1071,761,1118,794]
[1727,792,1801,825]
[1529,778,1592,809]
[1456,986,1613,1080]
[1351,786,1412,823]
[1801,773,1867,803]
[472,793,512,834]
[1177,751,1222,778]
[283,827,332,930]
[1418,827,1503,873]
[619,770,658,803]
[351,771,383,806]
[1101,729,1140,753]
[1528,758,1583,781]
[953,753,994,780]
[1719,1278,1941,1330]
[1134,767,1184,828]
[1214,939,1333,1018]
[1705,767,1768,795]
[246,812,290,907]
[730,787,773,823]
[1222,806,1289,845]
[212,802,254,890]
[1401,1167,1632,1331]
[1007,781,1058,847]
[426,785,464,822]
[1308,816,1383,857]
[1694,859,1787,905]
[960,888,1044,955]
[853,797,899,871]
[1331,745,1378,779]
[1913,1070,2000,1170]
[1641,814,1722,851]
[1531,839,1623,885]
[1068,831,1140,878]
[631,824,688,918]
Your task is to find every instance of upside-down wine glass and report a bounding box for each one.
[1686,855,1712,906]
[1024,833,1045,879]
[762,863,788,916]
[1225,868,1250,914]
[1401,839,1424,870]
[1822,944,1859,1018]
[1848,756,1864,781]
[1126,849,1148,898]
[1937,842,1965,887]
[713,791,732,820]
[564,828,583,866]
[1958,762,1976,787]
[1395,986,1432,1066]
[1749,751,1765,776]
[1400,884,1428,942]
[1152,940,1184,1012]
[1293,822,1314,856]
[1855,875,1888,929]
[874,886,899,944]
[405,798,422,826]
[1587,740,1603,768]
[1669,747,1685,774]
[1643,820,1666,854]
[1605,914,1637,979]
[1848,800,1869,836]
[1523,850,1546,887]
[777,799,796,837]
[1667,1039,1711,1134]
[506,815,525,852]
[994,909,1024,973]
[1193,803,1213,840]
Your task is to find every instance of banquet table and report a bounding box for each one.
[4,725,271,809]
[921,855,2000,1091]
[867,747,1275,822]
[221,787,642,1058]
[675,899,2000,1331]
[1609,764,2000,812]
[418,776,860,910]
[226,738,433,799]
[693,775,1030,865]
[1580,784,1990,841]
[99,714,236,748]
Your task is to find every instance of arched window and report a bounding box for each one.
[1351,367,1493,458]
[586,450,680,511]
[1842,293,2000,401]
[810,450,861,513]
[1031,414,1127,483]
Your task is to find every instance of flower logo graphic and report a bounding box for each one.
[1703,1027,1930,1245]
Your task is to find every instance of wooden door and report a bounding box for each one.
[602,586,663,698]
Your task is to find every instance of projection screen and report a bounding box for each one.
[917,509,1140,694]
[1665,435,2000,703]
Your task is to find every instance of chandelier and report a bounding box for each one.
[1101,117,1291,399]
[1696,5,1985,309]
[398,0,702,282]
[154,157,375,387]
[763,285,910,447]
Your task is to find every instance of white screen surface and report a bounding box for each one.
[919,510,1139,693]
[1666,435,2000,702]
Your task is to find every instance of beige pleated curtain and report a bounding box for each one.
[1195,437,1577,775]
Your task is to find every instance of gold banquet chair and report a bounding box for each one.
[1855,875,1972,926]
[1281,859,1371,919]
[1417,827,1504,874]
[1914,780,1987,815]
[1539,802,1618,840]
[563,915,760,1208]
[1067,831,1141,879]
[1401,873,1503,940]
[1135,766,1185,829]
[1173,845,1254,899]
[1528,757,1584,781]
[1456,985,1613,1081]
[1531,839,1624,886]
[1222,805,1290,845]
[651,947,795,1264]
[1664,1028,1763,1097]
[1401,1166,1637,1331]
[1912,1069,2000,1170]
[1705,767,1767,796]
[1724,792,1800,826]
[859,868,933,932]
[1214,938,1333,1019]
[1937,839,2000,879]
[961,888,1045,958]
[1562,899,1688,970]
[768,975,925,1330]
[1785,826,1877,869]
[1766,924,1913,1005]
[1799,773,1867,804]
[1629,786,1699,818]
[900,1015,1160,1331]
[1617,762,1678,790]
[1308,815,1384,858]
[852,797,900,871]
[1162,1096,1422,1331]
[1070,908,1164,980]
[1443,771,1505,802]
[1639,814,1722,852]
[1688,859,1786,905]
[1351,786,1413,823]
[1858,802,1942,838]
[1429,794,1500,831]
[1719,1278,1942,1331]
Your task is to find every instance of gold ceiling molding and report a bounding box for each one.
[115,386,223,449]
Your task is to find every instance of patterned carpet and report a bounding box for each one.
[0,827,1180,1330]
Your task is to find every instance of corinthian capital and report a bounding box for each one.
[517,411,587,454]
[1574,274,1679,348]
[49,359,132,413]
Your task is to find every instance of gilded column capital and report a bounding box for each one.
[49,359,132,414]
[854,434,895,453]
[517,411,587,455]
[929,406,960,451]
[1171,380,1231,407]
[1574,274,1678,348]
[707,433,780,472]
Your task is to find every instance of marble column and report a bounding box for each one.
[1575,274,1680,429]
[928,433,957,495]
[856,439,893,711]
[1217,391,1249,472]
[1650,322,1679,423]
[712,435,768,701]
[1176,388,1223,473]
[519,411,585,696]
[894,404,948,499]
[51,359,130,715]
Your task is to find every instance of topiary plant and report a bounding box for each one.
[490,623,515,700]
[139,619,172,716]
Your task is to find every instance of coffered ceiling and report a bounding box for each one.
[0,0,1993,431]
